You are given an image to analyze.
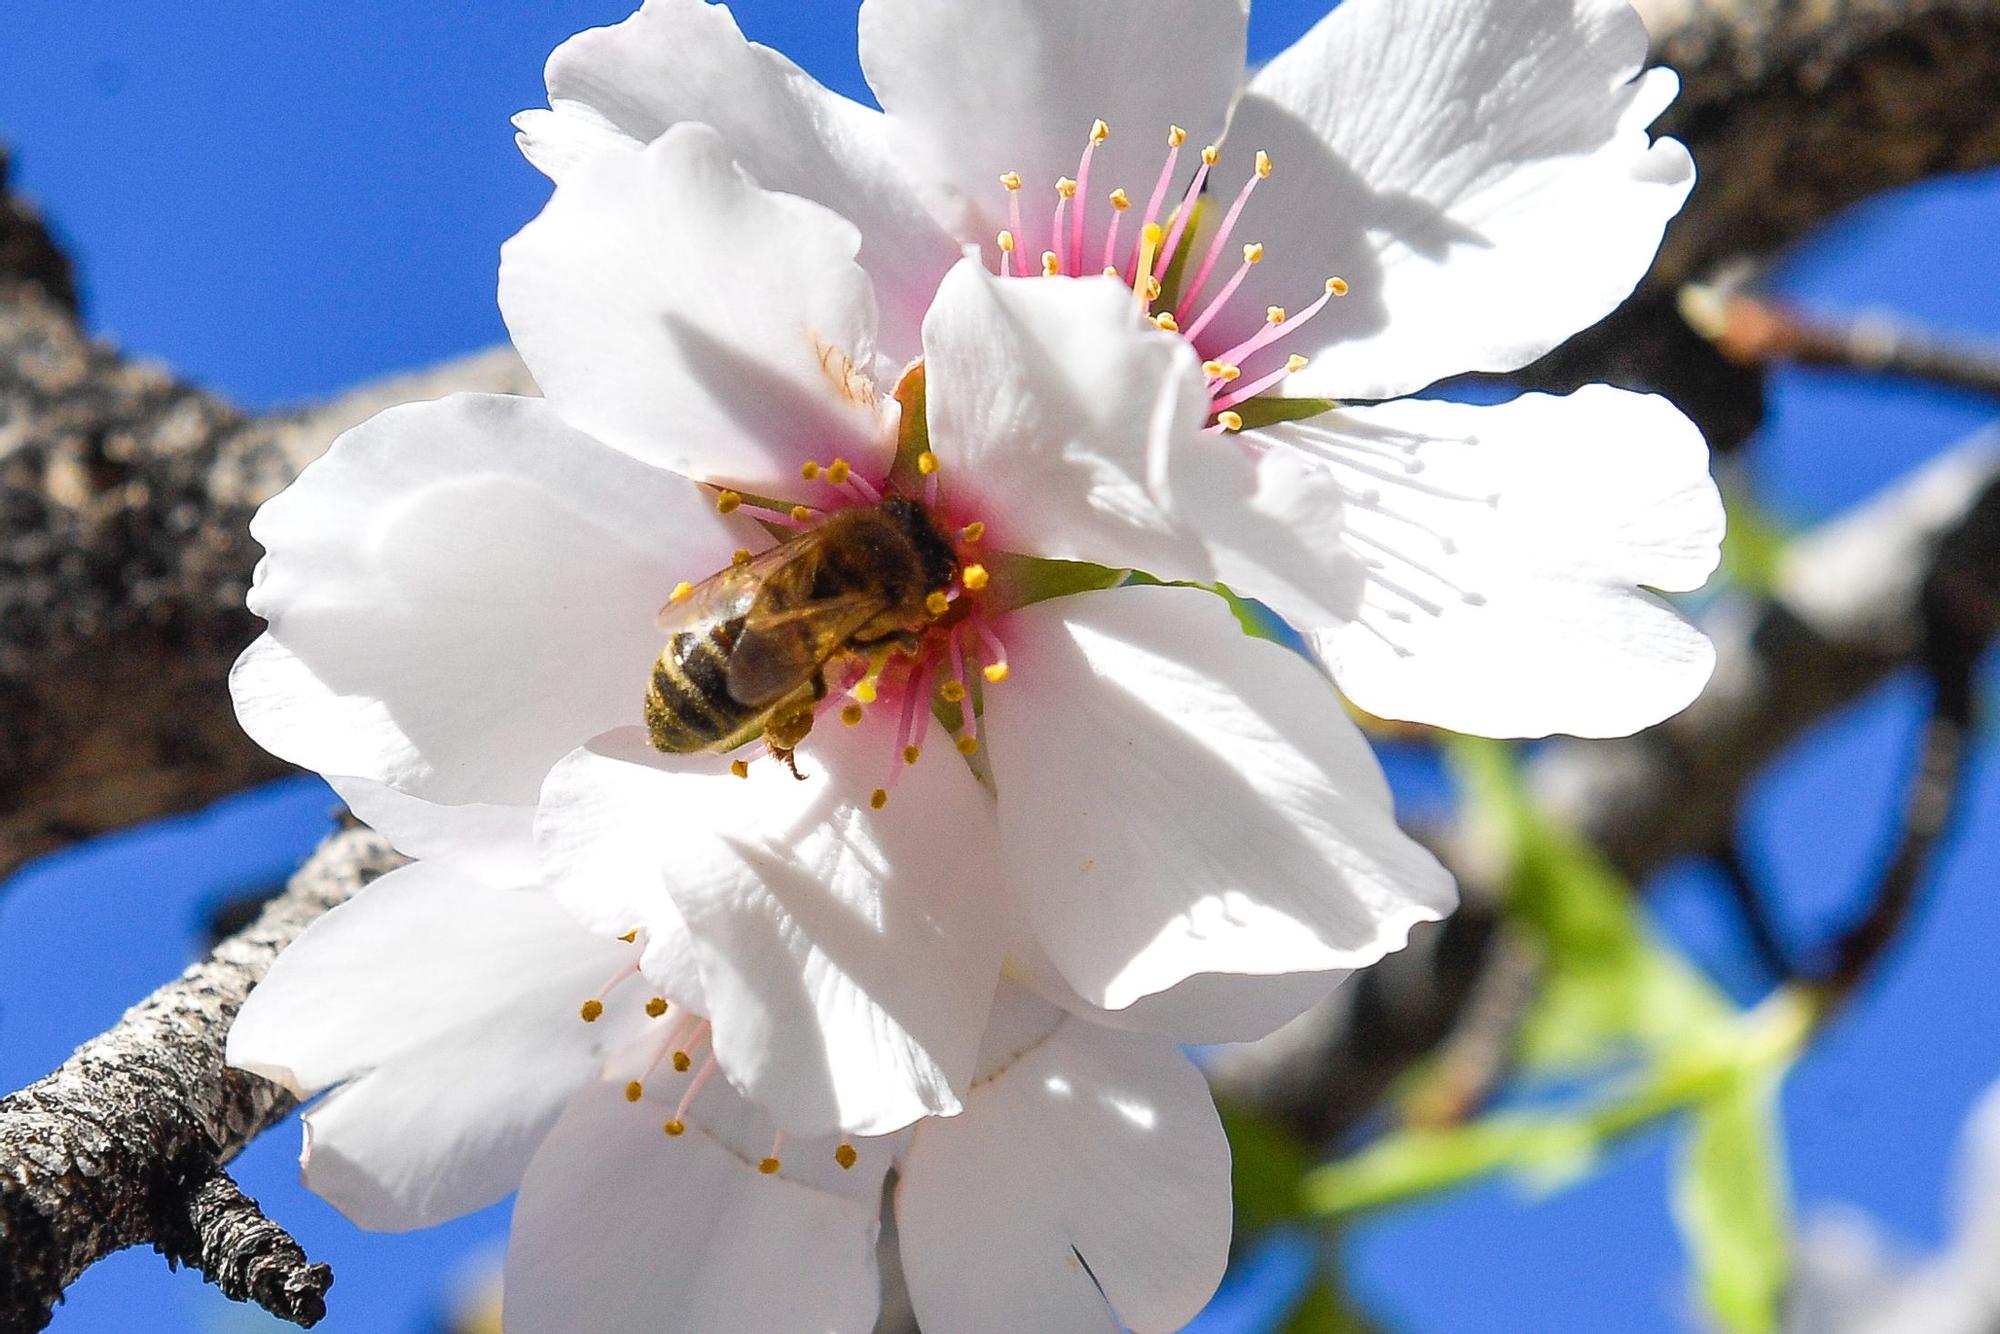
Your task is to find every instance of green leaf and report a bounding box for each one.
[1717,480,1792,597]
[1280,1277,1380,1334]
[1448,737,1731,1069]
[1675,1069,1793,1334]
[982,552,1127,613]
[1222,1105,1316,1234]
[1230,395,1343,431]
[886,361,931,495]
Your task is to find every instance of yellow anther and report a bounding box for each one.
[1286,353,1309,372]
[1168,125,1188,147]
[663,1119,685,1137]
[618,930,638,943]
[926,591,951,616]
[669,581,694,603]
[1143,275,1162,302]
[801,460,821,480]
[1103,266,1120,277]
[983,662,1011,684]
[1216,364,1242,383]
[1153,313,1179,332]
[827,458,852,485]
[854,679,879,705]
[835,1143,859,1170]
[646,997,669,1018]
[960,521,986,542]
[1056,176,1078,200]
[1201,144,1220,166]
[1202,360,1227,378]
[1267,306,1287,325]
[1000,171,1023,191]
[997,229,1016,253]
[715,490,743,515]
[732,548,751,566]
[759,1157,782,1175]
[1109,188,1131,211]
[1327,276,1350,296]
[956,734,980,756]
[579,1000,604,1023]
[1090,118,1109,144]
[729,759,749,779]
[917,450,940,475]
[1042,251,1062,278]
[940,680,968,704]
[1217,410,1245,432]
[961,564,989,591]
[1255,150,1273,178]
[672,1051,692,1073]
[624,1081,643,1103]
[870,788,889,810]
[1243,242,1265,265]
[840,702,865,726]
[790,505,812,523]
[903,745,922,765]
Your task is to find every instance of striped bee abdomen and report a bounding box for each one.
[644,617,762,753]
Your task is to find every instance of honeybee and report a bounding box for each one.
[645,497,959,775]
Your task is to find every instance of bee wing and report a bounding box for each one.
[724,591,897,707]
[655,541,799,633]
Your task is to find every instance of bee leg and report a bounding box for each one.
[765,706,817,782]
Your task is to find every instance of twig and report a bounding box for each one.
[0,828,400,1332]
[1683,285,2000,401]
[1821,477,2000,997]
[1713,838,1799,984]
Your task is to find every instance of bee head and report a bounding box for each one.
[879,497,959,594]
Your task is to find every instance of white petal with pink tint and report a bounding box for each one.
[921,260,1215,582]
[506,1076,883,1334]
[227,862,647,1230]
[231,393,749,807]
[896,987,1231,1334]
[984,585,1455,1011]
[537,720,1004,1138]
[859,0,1247,262]
[517,0,957,363]
[328,778,539,890]
[1202,0,1691,400]
[500,121,893,494]
[1283,387,1723,738]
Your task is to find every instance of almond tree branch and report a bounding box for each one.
[0,827,398,1333]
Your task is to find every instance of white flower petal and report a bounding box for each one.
[227,862,646,1230]
[538,721,1004,1138]
[985,585,1454,1011]
[232,393,749,806]
[1199,0,1691,399]
[921,260,1215,580]
[327,778,539,889]
[1009,934,1353,1045]
[897,1004,1231,1334]
[1287,387,1723,738]
[499,121,893,493]
[859,0,1247,260]
[506,1077,883,1334]
[519,0,957,362]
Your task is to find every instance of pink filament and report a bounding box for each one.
[1208,279,1343,371]
[1154,157,1214,283]
[673,1055,720,1124]
[1132,142,1184,273]
[1182,256,1256,344]
[1176,171,1263,321]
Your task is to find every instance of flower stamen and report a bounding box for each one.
[1177,150,1272,322]
[760,1132,785,1176]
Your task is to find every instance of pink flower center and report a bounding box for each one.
[993,121,1350,434]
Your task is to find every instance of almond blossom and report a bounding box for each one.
[518,0,1724,740]
[233,120,1453,1140]
[228,843,1232,1334]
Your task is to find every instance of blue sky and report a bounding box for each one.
[1,3,1996,1331]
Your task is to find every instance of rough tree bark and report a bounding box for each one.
[0,829,399,1332]
[2,0,2000,1325]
